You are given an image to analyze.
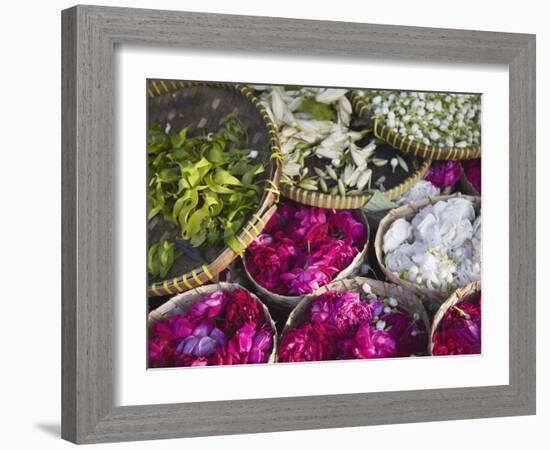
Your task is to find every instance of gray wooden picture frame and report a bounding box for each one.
[61,4,536,444]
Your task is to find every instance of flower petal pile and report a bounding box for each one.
[278,290,427,362]
[432,295,481,355]
[245,202,367,296]
[149,289,274,367]
[383,198,481,293]
[358,90,481,148]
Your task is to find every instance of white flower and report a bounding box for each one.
[384,198,481,292]
[362,283,371,294]
[315,88,347,104]
[383,218,412,253]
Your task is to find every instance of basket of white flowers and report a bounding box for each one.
[253,86,430,209]
[374,194,481,305]
[350,90,481,161]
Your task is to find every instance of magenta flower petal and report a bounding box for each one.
[426,160,462,188]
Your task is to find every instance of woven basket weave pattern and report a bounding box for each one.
[349,91,481,161]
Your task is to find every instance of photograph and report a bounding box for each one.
[146,80,482,368]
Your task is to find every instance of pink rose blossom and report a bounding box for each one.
[186,291,226,322]
[432,297,481,355]
[339,324,397,359]
[278,322,339,362]
[426,160,462,188]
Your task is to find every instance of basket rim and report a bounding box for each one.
[280,158,431,209]
[349,91,481,161]
[459,162,481,196]
[147,281,278,364]
[242,209,371,309]
[277,276,431,362]
[147,80,282,297]
[428,280,481,355]
[374,193,481,304]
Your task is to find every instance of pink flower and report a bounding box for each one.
[328,210,367,247]
[280,266,333,295]
[278,322,339,362]
[148,337,175,368]
[148,315,197,367]
[246,236,298,293]
[224,323,274,364]
[426,160,462,188]
[339,324,397,359]
[186,291,226,322]
[308,291,372,334]
[224,289,263,334]
[381,311,427,357]
[432,298,481,355]
[309,238,358,272]
[462,159,481,193]
[176,320,227,357]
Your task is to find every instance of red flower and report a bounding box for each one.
[278,322,339,362]
[328,210,366,247]
[432,298,481,355]
[224,289,263,334]
[381,311,427,357]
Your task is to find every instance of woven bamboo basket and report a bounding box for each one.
[428,280,481,355]
[147,80,282,297]
[459,160,481,196]
[349,91,481,161]
[243,210,370,310]
[279,277,431,360]
[280,144,430,209]
[375,193,481,304]
[148,282,278,364]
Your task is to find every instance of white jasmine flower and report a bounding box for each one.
[362,283,372,294]
[383,218,412,253]
[384,198,481,292]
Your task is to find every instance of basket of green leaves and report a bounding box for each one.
[147,80,281,297]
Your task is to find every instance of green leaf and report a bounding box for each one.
[363,190,397,213]
[301,97,334,121]
[213,168,242,186]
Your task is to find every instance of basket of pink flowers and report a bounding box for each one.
[429,281,481,356]
[148,283,277,367]
[277,277,430,362]
[243,201,369,310]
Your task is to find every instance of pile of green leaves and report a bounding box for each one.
[147,114,265,269]
[148,240,181,279]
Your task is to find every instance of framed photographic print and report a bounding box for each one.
[62,4,536,444]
